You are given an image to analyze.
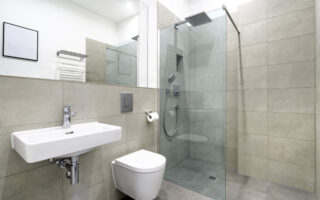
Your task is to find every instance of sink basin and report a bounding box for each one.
[11,122,122,163]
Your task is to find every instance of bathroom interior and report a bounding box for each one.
[0,0,320,199]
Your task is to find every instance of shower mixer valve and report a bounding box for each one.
[173,85,180,96]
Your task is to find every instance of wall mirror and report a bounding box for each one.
[0,0,151,88]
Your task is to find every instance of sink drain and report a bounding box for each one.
[208,176,216,181]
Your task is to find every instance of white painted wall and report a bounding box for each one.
[0,0,120,80]
[118,14,139,43]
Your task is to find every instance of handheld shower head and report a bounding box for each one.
[168,74,176,83]
[166,74,176,96]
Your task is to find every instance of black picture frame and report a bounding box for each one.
[2,22,39,61]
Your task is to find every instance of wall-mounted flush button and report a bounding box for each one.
[121,93,133,112]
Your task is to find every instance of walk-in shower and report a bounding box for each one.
[159,6,239,200]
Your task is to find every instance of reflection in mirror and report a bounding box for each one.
[0,0,144,87]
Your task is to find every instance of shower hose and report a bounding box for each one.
[163,93,179,138]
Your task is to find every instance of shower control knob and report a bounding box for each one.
[66,170,71,179]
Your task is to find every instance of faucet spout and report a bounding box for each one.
[63,106,76,129]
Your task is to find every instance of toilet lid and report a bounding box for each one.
[115,149,166,173]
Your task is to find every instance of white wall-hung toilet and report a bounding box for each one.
[111,149,166,200]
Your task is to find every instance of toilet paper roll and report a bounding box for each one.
[147,112,159,122]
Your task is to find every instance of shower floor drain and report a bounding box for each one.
[208,176,216,181]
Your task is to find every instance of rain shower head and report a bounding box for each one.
[168,74,176,83]
[185,12,212,27]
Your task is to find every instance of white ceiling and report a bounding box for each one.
[69,0,139,23]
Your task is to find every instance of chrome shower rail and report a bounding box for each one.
[222,5,240,34]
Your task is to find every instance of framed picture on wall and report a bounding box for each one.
[2,22,38,61]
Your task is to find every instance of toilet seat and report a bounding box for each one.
[115,149,166,173]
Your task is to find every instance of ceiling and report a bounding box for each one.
[69,0,139,23]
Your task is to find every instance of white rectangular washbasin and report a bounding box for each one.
[11,122,122,163]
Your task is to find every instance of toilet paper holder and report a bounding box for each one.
[145,111,159,123]
[145,111,152,117]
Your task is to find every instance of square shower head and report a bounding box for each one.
[185,12,212,27]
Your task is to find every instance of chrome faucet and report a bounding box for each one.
[63,106,76,129]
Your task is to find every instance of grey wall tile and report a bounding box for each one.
[242,43,268,67]
[0,77,62,127]
[227,91,237,110]
[227,128,237,149]
[240,20,267,46]
[227,32,239,52]
[238,66,267,90]
[238,154,268,179]
[189,72,225,92]
[0,123,60,178]
[268,8,315,41]
[226,147,237,170]
[268,88,315,113]
[132,87,157,114]
[268,160,315,192]
[238,90,267,112]
[268,137,315,167]
[227,70,237,91]
[268,0,315,18]
[238,111,267,135]
[268,35,315,65]
[190,91,225,109]
[227,51,239,71]
[268,113,315,141]
[238,133,267,157]
[62,82,130,119]
[268,61,315,88]
[0,165,62,200]
[62,144,127,199]
[239,0,267,25]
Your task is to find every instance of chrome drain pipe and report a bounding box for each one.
[51,156,79,185]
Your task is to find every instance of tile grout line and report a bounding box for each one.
[266,0,270,182]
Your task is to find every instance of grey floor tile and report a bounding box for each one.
[155,158,317,200]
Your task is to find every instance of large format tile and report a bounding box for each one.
[0,123,60,178]
[268,160,315,192]
[238,154,268,180]
[190,91,225,109]
[156,180,213,200]
[268,113,315,141]
[227,51,239,71]
[268,88,315,113]
[268,61,315,88]
[126,113,157,147]
[268,35,315,65]
[238,133,267,157]
[238,66,267,90]
[62,144,127,199]
[268,137,315,167]
[239,0,267,25]
[241,43,267,67]
[267,182,317,200]
[238,111,267,135]
[227,147,237,170]
[62,82,128,119]
[238,90,267,112]
[0,77,62,127]
[268,8,315,41]
[268,0,315,18]
[0,165,62,200]
[132,87,157,114]
[227,70,237,91]
[240,20,267,46]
